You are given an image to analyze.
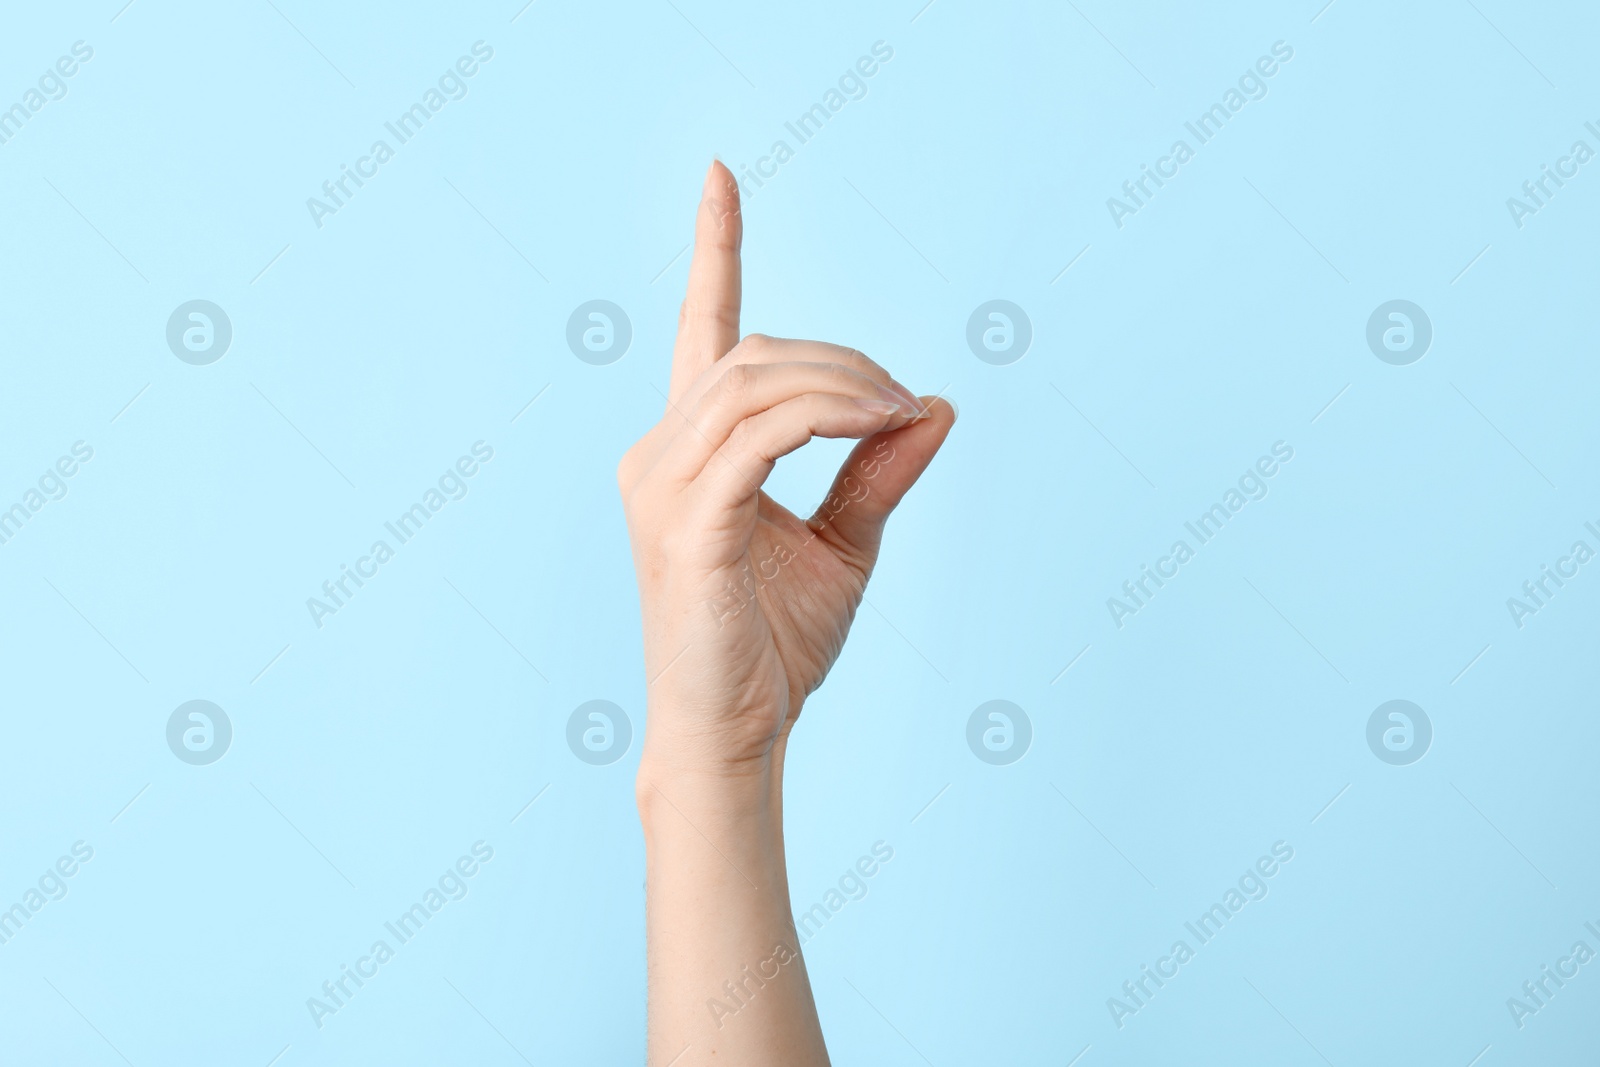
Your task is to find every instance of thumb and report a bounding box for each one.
[807,397,956,566]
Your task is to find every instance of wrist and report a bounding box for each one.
[636,731,789,849]
[636,750,776,824]
[635,706,789,787]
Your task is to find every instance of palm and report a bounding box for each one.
[743,493,867,728]
[672,486,869,761]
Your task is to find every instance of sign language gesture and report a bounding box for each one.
[619,161,956,779]
[622,161,954,1065]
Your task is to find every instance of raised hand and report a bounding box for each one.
[618,160,956,780]
[623,161,955,1066]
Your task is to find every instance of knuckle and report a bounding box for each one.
[739,332,773,358]
[822,361,856,389]
[681,296,737,330]
[847,346,887,378]
[726,414,761,454]
[719,361,759,399]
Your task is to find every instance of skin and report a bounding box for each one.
[620,160,956,1065]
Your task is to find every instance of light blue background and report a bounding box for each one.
[1,0,1596,1063]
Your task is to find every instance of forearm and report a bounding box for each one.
[638,736,829,1066]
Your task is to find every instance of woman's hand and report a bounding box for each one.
[625,159,953,1067]
[618,161,956,782]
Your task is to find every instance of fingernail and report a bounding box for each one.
[888,377,922,410]
[898,393,934,420]
[875,383,915,407]
[925,394,956,420]
[851,397,902,416]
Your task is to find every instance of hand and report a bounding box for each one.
[618,161,956,780]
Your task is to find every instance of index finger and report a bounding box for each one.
[667,160,743,405]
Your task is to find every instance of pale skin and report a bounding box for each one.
[619,160,956,1065]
